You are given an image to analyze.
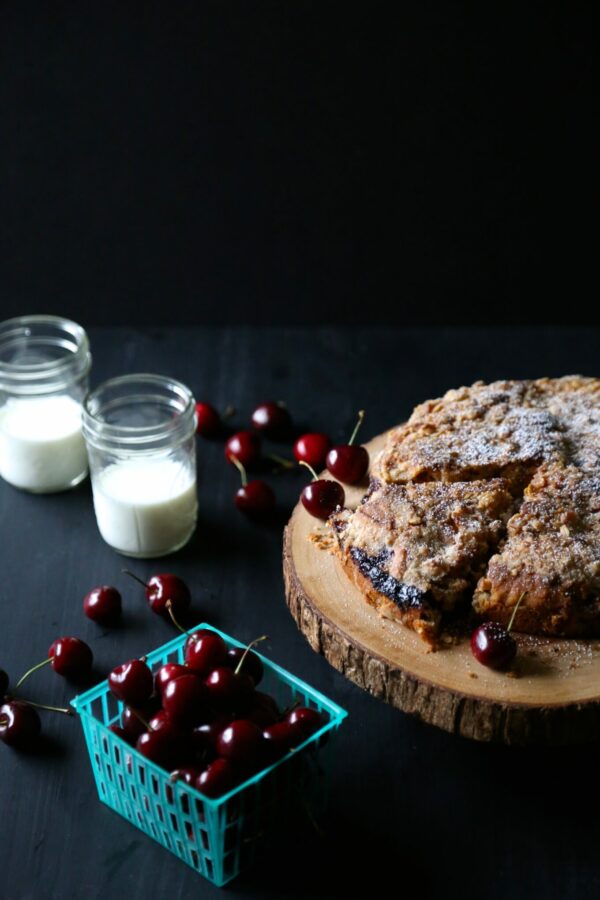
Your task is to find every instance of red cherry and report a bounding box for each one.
[226,647,264,686]
[108,659,153,706]
[470,622,517,670]
[325,410,370,484]
[263,721,298,759]
[136,729,183,770]
[251,402,292,439]
[196,758,238,799]
[0,701,41,748]
[109,723,132,745]
[48,637,93,678]
[83,585,122,626]
[124,571,191,617]
[0,669,9,698]
[287,706,323,740]
[195,402,221,437]
[225,431,261,469]
[301,479,344,520]
[216,719,264,766]
[169,766,201,792]
[235,480,275,518]
[326,445,369,484]
[120,706,149,742]
[185,631,228,677]
[205,667,254,708]
[154,663,189,698]
[244,700,279,728]
[294,433,331,470]
[163,674,207,727]
[192,716,231,759]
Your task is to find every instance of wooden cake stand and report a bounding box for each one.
[283,432,600,745]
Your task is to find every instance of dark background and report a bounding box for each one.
[1,2,598,327]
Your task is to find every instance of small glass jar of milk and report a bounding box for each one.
[0,315,91,493]
[82,374,198,558]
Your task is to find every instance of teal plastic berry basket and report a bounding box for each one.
[71,624,347,887]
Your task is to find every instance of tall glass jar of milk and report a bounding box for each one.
[0,315,91,493]
[82,374,198,558]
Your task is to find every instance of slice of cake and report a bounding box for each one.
[373,380,568,493]
[473,463,600,636]
[332,478,514,645]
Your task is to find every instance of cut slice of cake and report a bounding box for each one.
[332,478,514,646]
[373,380,568,493]
[473,463,600,637]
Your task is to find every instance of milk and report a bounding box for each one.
[91,456,197,557]
[0,395,88,492]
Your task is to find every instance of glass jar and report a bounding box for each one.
[0,315,91,493]
[82,374,198,558]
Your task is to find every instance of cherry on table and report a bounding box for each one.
[124,571,191,617]
[48,637,93,679]
[470,622,517,670]
[0,669,9,699]
[470,591,525,670]
[299,461,345,520]
[226,646,264,686]
[294,433,331,471]
[225,431,261,469]
[195,402,221,437]
[229,453,275,519]
[83,585,122,626]
[109,659,154,706]
[185,631,228,677]
[196,758,238,799]
[326,410,369,484]
[0,701,41,748]
[251,401,292,440]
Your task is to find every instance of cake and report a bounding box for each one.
[333,376,600,645]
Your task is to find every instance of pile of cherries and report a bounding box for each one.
[195,399,369,522]
[108,632,325,798]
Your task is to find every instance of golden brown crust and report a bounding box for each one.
[337,375,600,643]
[473,463,600,636]
[332,479,514,645]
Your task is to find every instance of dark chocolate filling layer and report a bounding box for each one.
[349,547,427,610]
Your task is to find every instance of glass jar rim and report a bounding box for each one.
[82,373,196,451]
[0,314,91,393]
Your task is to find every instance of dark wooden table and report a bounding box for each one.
[1,326,598,900]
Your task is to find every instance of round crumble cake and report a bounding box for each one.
[332,376,600,645]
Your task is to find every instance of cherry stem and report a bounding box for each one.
[21,699,74,716]
[507,591,526,633]
[229,454,248,487]
[223,405,236,419]
[15,656,52,688]
[122,569,149,589]
[268,453,294,470]
[234,636,269,676]
[166,600,191,638]
[0,715,7,726]
[130,707,152,731]
[298,459,319,481]
[348,410,365,446]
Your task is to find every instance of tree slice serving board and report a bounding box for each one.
[283,431,600,745]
